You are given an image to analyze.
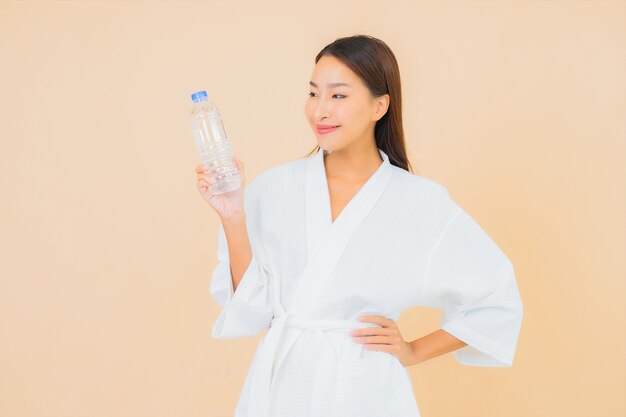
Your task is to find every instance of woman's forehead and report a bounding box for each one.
[311,58,362,88]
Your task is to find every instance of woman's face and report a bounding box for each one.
[304,55,389,152]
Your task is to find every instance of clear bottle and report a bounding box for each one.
[190,90,241,194]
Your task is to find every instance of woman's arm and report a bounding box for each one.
[221,212,253,293]
[409,329,468,366]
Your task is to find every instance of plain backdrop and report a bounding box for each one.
[1,1,624,416]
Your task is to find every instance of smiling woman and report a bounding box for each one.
[204,34,524,417]
[303,35,411,174]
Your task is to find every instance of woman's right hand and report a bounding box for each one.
[196,156,246,221]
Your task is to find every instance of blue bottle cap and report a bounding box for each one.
[191,90,208,103]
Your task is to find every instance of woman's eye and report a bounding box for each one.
[308,92,345,99]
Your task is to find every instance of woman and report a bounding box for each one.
[195,34,523,417]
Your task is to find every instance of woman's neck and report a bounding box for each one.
[323,142,382,182]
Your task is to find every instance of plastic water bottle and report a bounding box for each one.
[190,90,241,194]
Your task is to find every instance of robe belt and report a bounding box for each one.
[249,311,378,417]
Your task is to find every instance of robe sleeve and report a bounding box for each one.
[209,184,274,339]
[420,206,524,367]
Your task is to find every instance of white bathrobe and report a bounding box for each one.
[209,147,524,417]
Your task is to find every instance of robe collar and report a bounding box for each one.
[305,146,392,263]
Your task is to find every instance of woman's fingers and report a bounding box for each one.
[196,164,214,174]
[198,176,217,189]
[196,157,242,183]
[197,178,215,194]
[234,156,245,183]
[200,172,217,182]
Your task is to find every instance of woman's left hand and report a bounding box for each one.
[350,315,416,367]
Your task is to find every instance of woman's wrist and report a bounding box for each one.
[408,339,426,366]
[221,211,246,227]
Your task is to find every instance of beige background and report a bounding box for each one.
[1,0,624,416]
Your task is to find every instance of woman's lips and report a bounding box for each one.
[316,125,340,135]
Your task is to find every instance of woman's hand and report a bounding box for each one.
[195,156,246,221]
[350,315,417,367]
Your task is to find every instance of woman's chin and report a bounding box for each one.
[316,141,332,152]
[316,136,337,149]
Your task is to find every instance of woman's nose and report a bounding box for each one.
[314,99,331,120]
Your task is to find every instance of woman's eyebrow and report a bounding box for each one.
[309,81,351,88]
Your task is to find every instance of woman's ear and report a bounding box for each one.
[373,94,390,121]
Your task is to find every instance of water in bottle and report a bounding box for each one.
[190,90,241,194]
